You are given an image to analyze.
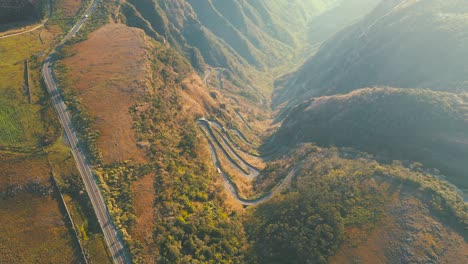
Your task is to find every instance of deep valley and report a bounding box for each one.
[1,0,467,263]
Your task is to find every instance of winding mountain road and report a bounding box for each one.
[235,110,254,132]
[198,118,296,206]
[210,119,253,147]
[41,1,129,263]
[208,121,261,171]
[198,120,258,178]
[202,68,212,84]
[198,68,293,205]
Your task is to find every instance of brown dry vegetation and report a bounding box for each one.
[130,172,158,263]
[0,193,80,263]
[0,152,49,192]
[59,19,251,261]
[179,73,218,117]
[62,23,149,164]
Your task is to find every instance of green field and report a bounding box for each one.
[0,30,51,148]
[0,102,24,144]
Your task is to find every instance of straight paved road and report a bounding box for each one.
[41,1,129,263]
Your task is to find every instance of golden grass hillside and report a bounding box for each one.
[60,23,150,164]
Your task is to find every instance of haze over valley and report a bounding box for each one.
[1,0,467,263]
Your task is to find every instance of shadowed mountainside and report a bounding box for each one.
[271,0,468,192]
[274,88,468,189]
[275,0,468,106]
[120,0,380,93]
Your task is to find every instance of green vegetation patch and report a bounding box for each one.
[95,163,152,235]
[0,102,24,144]
[247,144,467,263]
[0,91,46,148]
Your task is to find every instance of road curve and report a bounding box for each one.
[209,120,259,158]
[235,110,254,132]
[205,120,260,177]
[198,120,258,178]
[202,68,211,84]
[198,118,297,206]
[210,119,281,161]
[41,1,129,264]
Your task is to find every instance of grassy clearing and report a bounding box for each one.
[0,103,24,144]
[0,151,49,192]
[0,136,82,262]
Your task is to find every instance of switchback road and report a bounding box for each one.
[41,1,129,263]
[198,120,258,178]
[198,118,297,206]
